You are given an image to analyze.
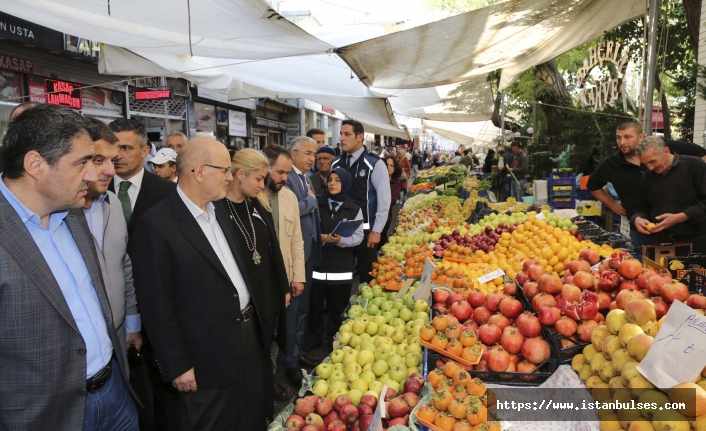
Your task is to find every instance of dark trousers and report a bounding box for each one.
[130,339,183,431]
[183,318,264,431]
[354,231,378,284]
[283,258,313,369]
[83,358,138,431]
[306,281,351,350]
[259,316,277,421]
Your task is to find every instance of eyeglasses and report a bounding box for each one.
[192,163,232,174]
[293,150,315,157]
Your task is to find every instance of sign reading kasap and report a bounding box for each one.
[575,40,630,112]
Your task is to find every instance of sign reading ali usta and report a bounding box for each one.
[576,40,630,112]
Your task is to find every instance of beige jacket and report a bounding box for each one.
[277,187,306,284]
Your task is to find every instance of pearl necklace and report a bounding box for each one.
[225,197,261,265]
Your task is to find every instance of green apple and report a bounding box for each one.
[348,335,362,348]
[410,326,421,337]
[389,309,399,319]
[345,372,360,384]
[357,350,375,367]
[333,363,344,373]
[344,362,362,375]
[403,294,414,310]
[392,324,406,334]
[339,322,353,333]
[312,379,329,397]
[372,286,383,298]
[396,343,410,357]
[330,350,345,364]
[382,311,394,323]
[405,320,416,333]
[391,330,406,344]
[385,379,401,394]
[327,387,348,401]
[348,305,362,318]
[365,304,380,316]
[379,373,390,384]
[387,354,403,368]
[359,333,371,343]
[341,346,351,352]
[365,322,379,336]
[372,359,389,377]
[390,318,404,328]
[414,300,429,312]
[407,343,422,355]
[342,349,359,365]
[374,347,390,362]
[392,299,404,310]
[369,381,383,394]
[376,324,389,337]
[316,363,333,379]
[329,370,346,383]
[407,334,419,345]
[371,297,384,308]
[415,311,430,322]
[405,352,422,368]
[350,379,369,393]
[362,363,372,373]
[408,367,419,376]
[338,332,352,345]
[360,371,376,385]
[399,308,413,322]
[383,326,396,338]
[361,287,374,300]
[351,320,366,335]
[348,389,363,406]
[372,315,386,327]
[380,301,392,313]
[388,292,397,301]
[412,318,426,328]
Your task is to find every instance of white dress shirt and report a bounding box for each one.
[113,168,145,210]
[176,186,251,310]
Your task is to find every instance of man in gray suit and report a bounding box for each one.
[0,105,138,431]
[283,136,322,386]
[79,118,143,369]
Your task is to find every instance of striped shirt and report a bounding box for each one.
[177,186,251,309]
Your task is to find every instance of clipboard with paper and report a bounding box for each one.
[323,219,364,246]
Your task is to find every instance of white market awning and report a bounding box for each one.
[336,0,646,90]
[425,120,499,150]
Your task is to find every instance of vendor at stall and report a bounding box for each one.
[632,136,706,255]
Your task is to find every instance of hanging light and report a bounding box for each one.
[527,127,534,135]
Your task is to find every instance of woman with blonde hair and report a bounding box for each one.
[221,148,291,422]
[398,149,411,203]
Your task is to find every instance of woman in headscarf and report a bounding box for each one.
[483,149,496,173]
[308,167,364,351]
[398,149,411,203]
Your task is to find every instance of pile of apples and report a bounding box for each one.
[416,360,501,431]
[571,301,706,431]
[423,287,553,375]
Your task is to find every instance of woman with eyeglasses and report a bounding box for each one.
[222,149,291,422]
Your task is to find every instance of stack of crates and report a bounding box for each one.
[546,171,576,209]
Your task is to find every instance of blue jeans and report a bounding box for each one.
[83,358,138,431]
[629,229,657,246]
[511,179,526,200]
[502,178,512,202]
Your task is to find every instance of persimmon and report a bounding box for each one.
[443,361,461,378]
[431,389,453,411]
[461,346,481,364]
[427,369,445,388]
[453,419,473,431]
[445,324,461,340]
[445,338,463,357]
[437,378,454,392]
[448,397,468,419]
[460,330,477,347]
[433,315,449,331]
[434,412,457,431]
[420,322,436,341]
[452,369,471,387]
[431,332,449,350]
[466,378,486,398]
[416,404,439,423]
[452,385,469,400]
[465,398,487,425]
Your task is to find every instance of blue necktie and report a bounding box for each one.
[299,174,307,193]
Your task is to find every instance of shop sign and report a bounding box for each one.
[45,79,81,109]
[167,78,188,97]
[228,110,248,136]
[0,71,22,101]
[195,103,215,127]
[135,89,172,100]
[322,105,336,115]
[575,40,630,112]
[130,76,162,89]
[0,54,33,74]
[82,87,124,117]
[286,123,300,145]
[27,75,45,103]
[254,117,288,130]
[0,12,64,51]
[63,34,100,59]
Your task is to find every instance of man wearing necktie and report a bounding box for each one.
[283,137,322,386]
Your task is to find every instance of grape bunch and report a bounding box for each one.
[527,204,541,213]
[466,200,499,224]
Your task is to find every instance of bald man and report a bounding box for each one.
[131,139,265,430]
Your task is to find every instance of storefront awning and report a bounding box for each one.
[424,120,499,150]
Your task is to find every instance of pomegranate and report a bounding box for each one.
[579,249,601,265]
[555,316,577,337]
[522,281,540,300]
[538,274,563,294]
[532,292,557,311]
[636,269,657,290]
[598,259,611,272]
[660,282,689,304]
[596,291,612,309]
[478,323,502,345]
[517,360,537,374]
[472,306,492,325]
[474,359,489,371]
[484,291,506,312]
[538,306,561,326]
[447,291,464,306]
[508,352,521,365]
[625,299,656,325]
[639,289,652,299]
[499,297,523,319]
[576,319,598,343]
[560,284,581,302]
[522,259,539,272]
[521,337,551,364]
[433,289,450,305]
[650,297,670,318]
[566,259,591,274]
[488,313,511,331]
[500,327,525,354]
[577,290,599,320]
[618,280,639,292]
[646,275,672,296]
[527,264,546,282]
[572,271,595,290]
[563,275,574,285]
[503,281,518,296]
[516,312,542,338]
[609,301,617,311]
[450,301,473,321]
[615,289,645,309]
[597,270,621,291]
[687,293,706,310]
[516,271,530,286]
[618,258,642,280]
[486,346,511,372]
[467,289,485,308]
[593,313,605,324]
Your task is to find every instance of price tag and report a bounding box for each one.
[535,213,546,220]
[637,300,706,388]
[590,263,600,271]
[477,268,506,285]
[412,259,435,301]
[395,278,415,299]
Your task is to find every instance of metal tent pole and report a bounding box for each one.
[644,0,660,136]
[499,92,506,143]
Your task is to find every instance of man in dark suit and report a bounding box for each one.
[108,118,178,430]
[131,138,265,430]
[0,104,139,430]
[283,136,322,385]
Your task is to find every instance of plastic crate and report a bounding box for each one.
[426,352,557,386]
[545,172,576,186]
[551,200,576,208]
[576,189,594,200]
[550,190,575,197]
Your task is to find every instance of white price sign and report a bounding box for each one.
[395,278,415,299]
[535,213,546,220]
[638,300,706,389]
[412,259,435,301]
[477,269,506,285]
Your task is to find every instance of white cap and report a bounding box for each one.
[150,148,177,165]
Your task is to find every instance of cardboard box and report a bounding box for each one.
[664,253,706,279]
[575,200,602,216]
[642,243,692,266]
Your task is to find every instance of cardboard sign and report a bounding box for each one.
[637,300,706,389]
[412,259,435,301]
[664,253,706,279]
[395,278,415,299]
[477,269,506,285]
[535,213,546,220]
